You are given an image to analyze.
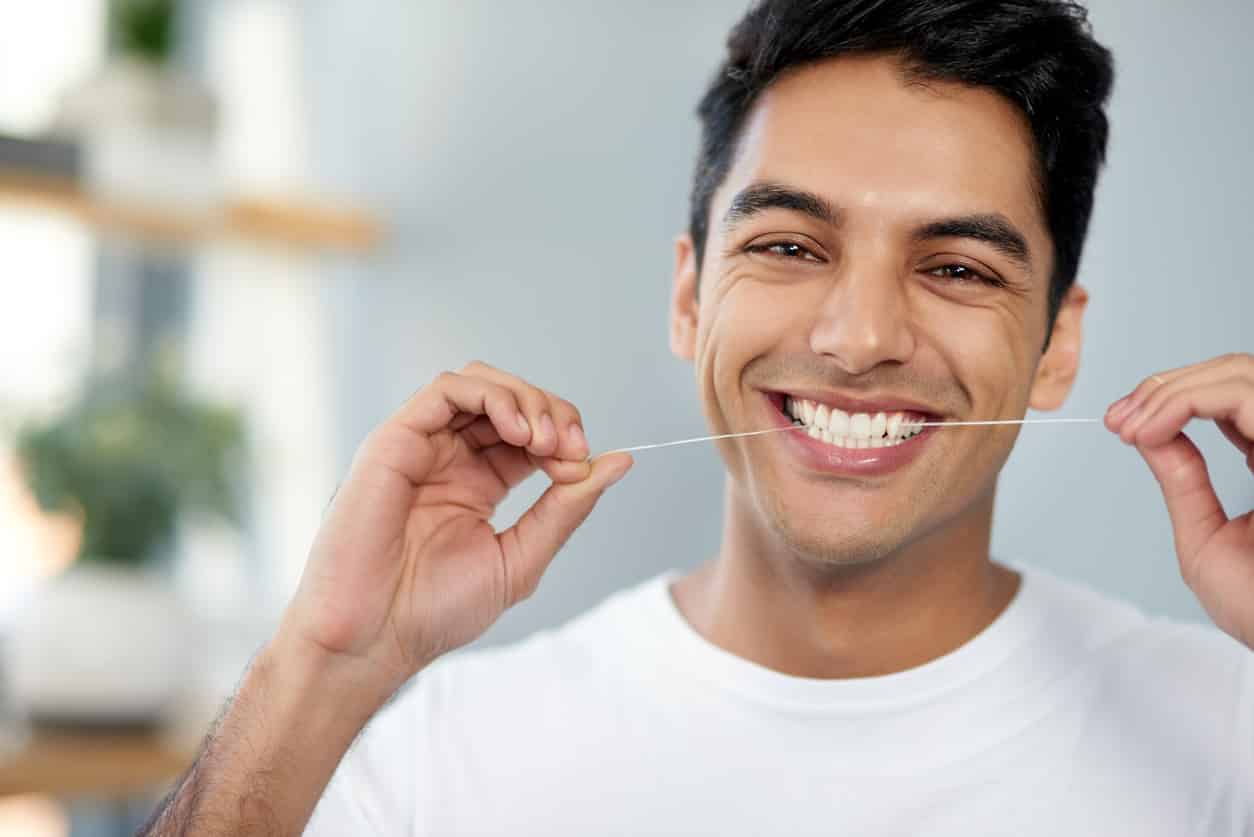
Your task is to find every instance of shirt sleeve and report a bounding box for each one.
[304,678,421,835]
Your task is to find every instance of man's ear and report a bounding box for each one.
[670,233,699,362]
[1029,284,1089,411]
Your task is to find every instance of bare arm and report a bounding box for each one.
[137,362,632,835]
[139,636,385,836]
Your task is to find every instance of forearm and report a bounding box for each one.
[140,634,388,836]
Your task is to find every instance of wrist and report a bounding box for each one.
[146,629,390,834]
[262,626,407,724]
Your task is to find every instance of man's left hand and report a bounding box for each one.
[1105,352,1254,651]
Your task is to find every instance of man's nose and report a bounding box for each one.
[807,254,916,375]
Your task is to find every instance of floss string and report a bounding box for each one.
[604,417,1102,455]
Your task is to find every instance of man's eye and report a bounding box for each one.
[747,242,822,262]
[926,263,1003,287]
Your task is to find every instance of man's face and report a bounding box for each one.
[670,53,1084,565]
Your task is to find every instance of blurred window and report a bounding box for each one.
[0,0,105,135]
[0,0,104,618]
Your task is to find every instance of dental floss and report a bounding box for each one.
[604,417,1101,455]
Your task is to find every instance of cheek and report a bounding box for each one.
[698,280,810,412]
[915,294,1039,413]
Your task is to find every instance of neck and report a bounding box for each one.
[671,482,1020,679]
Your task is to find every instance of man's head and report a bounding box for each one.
[669,0,1113,567]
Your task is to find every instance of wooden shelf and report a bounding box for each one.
[0,167,383,253]
[0,725,194,800]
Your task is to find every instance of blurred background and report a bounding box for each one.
[0,0,1249,833]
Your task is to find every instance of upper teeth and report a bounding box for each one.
[784,397,925,449]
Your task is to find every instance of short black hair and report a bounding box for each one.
[689,0,1114,327]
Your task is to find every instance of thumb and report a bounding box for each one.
[1136,433,1228,575]
[497,453,633,606]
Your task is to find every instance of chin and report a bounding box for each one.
[759,490,913,571]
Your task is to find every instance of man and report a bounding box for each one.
[143,1,1254,834]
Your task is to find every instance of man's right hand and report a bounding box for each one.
[140,363,631,835]
[278,361,633,707]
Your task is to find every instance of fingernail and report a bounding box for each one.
[516,413,530,433]
[540,413,556,443]
[568,423,588,457]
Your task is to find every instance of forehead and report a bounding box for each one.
[721,53,1048,250]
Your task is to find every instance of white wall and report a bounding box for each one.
[298,0,1253,646]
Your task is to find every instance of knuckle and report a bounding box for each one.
[1216,351,1248,371]
[461,359,489,374]
[558,396,583,422]
[519,387,550,414]
[486,384,517,411]
[546,391,579,421]
[517,573,540,602]
[359,424,397,461]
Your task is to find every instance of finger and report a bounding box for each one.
[1108,367,1195,431]
[479,443,591,489]
[1135,434,1228,579]
[1114,363,1238,440]
[396,371,531,448]
[541,390,590,462]
[459,415,503,449]
[536,455,594,484]
[343,421,438,514]
[1109,354,1254,431]
[495,453,633,606]
[1216,419,1254,458]
[1115,373,1190,441]
[461,362,573,460]
[460,416,591,486]
[1124,378,1254,448]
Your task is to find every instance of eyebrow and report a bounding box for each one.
[912,214,1032,272]
[722,181,1034,273]
[722,181,840,231]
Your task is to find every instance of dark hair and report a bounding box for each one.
[689,0,1114,326]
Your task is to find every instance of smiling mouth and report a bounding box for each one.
[771,394,935,450]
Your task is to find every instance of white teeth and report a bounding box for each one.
[849,412,872,439]
[829,408,850,436]
[870,412,887,439]
[886,413,902,439]
[784,397,927,450]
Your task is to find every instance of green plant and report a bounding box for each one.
[14,367,245,566]
[110,0,176,65]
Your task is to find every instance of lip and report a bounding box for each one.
[761,391,937,477]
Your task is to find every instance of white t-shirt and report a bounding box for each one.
[306,567,1254,836]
